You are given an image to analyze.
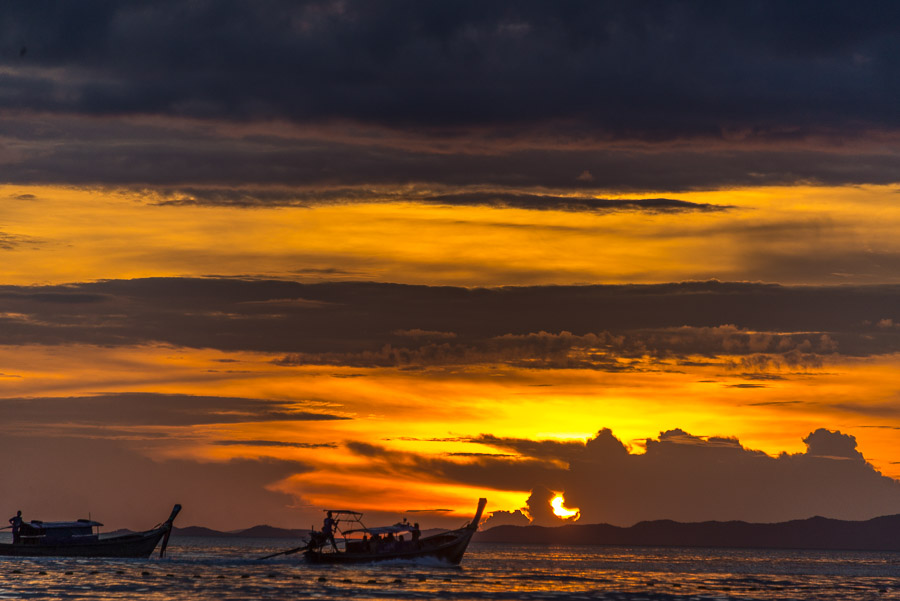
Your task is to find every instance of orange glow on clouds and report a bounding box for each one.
[6,184,900,287]
[1,341,900,527]
[3,182,900,527]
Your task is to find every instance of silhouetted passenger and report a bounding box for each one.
[8,511,22,544]
[322,511,337,550]
[411,522,421,542]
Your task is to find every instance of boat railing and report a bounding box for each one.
[18,532,100,543]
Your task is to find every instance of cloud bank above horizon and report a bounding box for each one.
[477,427,900,527]
[1,277,899,528]
[1,1,899,530]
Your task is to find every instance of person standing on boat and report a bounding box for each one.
[8,510,22,544]
[322,511,337,551]
[411,522,422,549]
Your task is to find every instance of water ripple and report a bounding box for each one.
[0,540,898,600]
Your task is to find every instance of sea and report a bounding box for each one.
[0,538,898,600]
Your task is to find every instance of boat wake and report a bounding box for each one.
[357,555,462,569]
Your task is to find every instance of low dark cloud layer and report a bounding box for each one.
[421,193,733,213]
[420,428,900,525]
[0,392,348,430]
[1,3,899,191]
[3,1,899,137]
[1,278,898,367]
[563,428,900,524]
[3,120,900,191]
[212,440,338,449]
[345,441,565,493]
[146,186,734,213]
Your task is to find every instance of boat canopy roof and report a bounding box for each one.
[324,509,363,519]
[26,520,103,529]
[344,523,417,536]
[318,507,426,536]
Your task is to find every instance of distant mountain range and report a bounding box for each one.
[168,525,308,538]
[129,514,900,551]
[472,514,900,551]
[158,525,448,540]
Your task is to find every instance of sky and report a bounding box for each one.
[1,1,900,532]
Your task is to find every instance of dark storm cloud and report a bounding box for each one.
[1,2,900,191]
[343,427,900,525]
[481,508,531,529]
[470,434,597,463]
[212,440,338,449]
[0,290,108,304]
[344,441,566,492]
[566,428,900,524]
[4,118,900,190]
[742,249,900,285]
[446,452,516,458]
[0,392,349,429]
[471,428,900,525]
[148,186,734,214]
[3,1,900,136]
[421,193,733,213]
[2,278,899,364]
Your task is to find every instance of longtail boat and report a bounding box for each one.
[275,498,486,565]
[0,504,181,558]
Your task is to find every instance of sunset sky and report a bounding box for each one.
[2,1,900,532]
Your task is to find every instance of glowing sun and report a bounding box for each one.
[550,493,580,520]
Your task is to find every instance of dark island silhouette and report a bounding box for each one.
[472,514,900,551]
[103,514,900,551]
[176,525,310,539]
[101,525,450,540]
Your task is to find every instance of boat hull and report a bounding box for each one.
[0,529,168,558]
[304,526,476,565]
[0,505,181,558]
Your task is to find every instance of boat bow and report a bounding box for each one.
[158,504,182,558]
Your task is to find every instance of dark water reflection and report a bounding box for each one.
[0,539,898,600]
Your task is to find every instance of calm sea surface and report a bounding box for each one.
[1,538,899,600]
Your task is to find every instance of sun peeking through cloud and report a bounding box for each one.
[551,493,580,521]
